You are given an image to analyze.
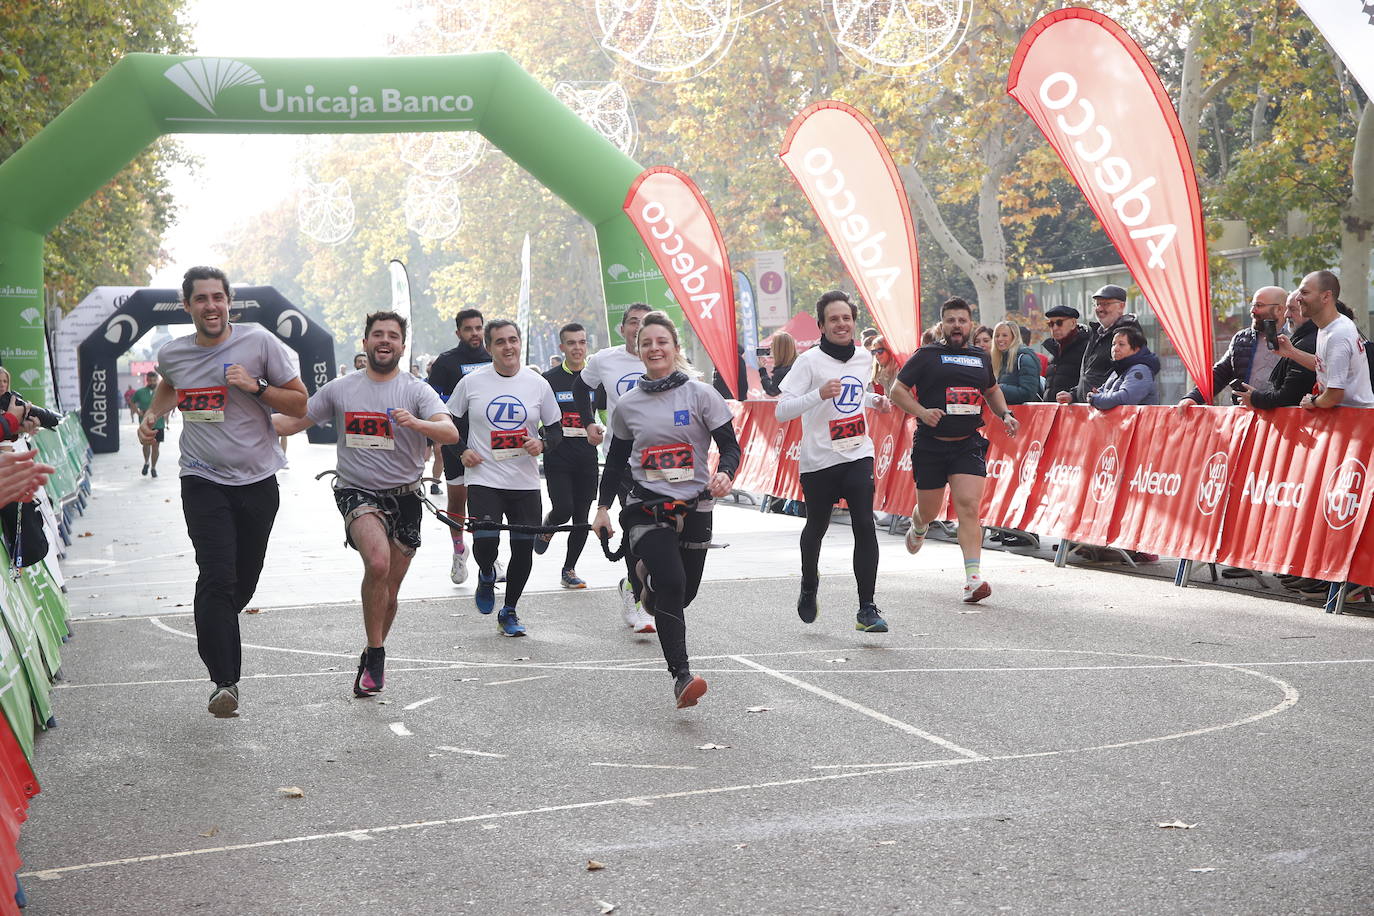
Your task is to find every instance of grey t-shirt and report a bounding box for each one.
[306,370,447,490]
[156,323,299,485]
[610,379,733,499]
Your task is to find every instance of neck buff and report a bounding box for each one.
[818,335,856,362]
[637,370,690,393]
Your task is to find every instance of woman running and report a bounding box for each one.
[592,312,740,709]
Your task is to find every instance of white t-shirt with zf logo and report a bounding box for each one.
[448,366,560,491]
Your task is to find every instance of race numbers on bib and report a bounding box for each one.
[343,412,394,450]
[642,443,694,482]
[560,410,588,437]
[490,429,529,461]
[945,387,984,415]
[828,415,867,451]
[177,386,227,422]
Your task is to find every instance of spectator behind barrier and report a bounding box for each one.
[0,451,54,508]
[867,335,899,395]
[860,327,879,350]
[1059,285,1143,403]
[1295,270,1374,410]
[1088,325,1159,410]
[1178,286,1287,408]
[1238,290,1318,410]
[1042,305,1090,399]
[0,370,59,438]
[991,320,1043,404]
[758,332,797,397]
[972,326,993,351]
[712,342,748,401]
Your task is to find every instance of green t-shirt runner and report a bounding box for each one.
[131,385,165,430]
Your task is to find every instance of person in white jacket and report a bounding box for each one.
[776,291,893,633]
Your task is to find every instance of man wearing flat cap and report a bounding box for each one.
[1041,305,1090,399]
[1055,284,1143,404]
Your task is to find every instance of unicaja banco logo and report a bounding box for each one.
[18,370,40,387]
[165,59,265,115]
[1323,457,1367,531]
[18,308,41,326]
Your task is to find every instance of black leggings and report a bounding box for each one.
[799,457,878,604]
[622,504,711,677]
[467,485,541,609]
[181,475,280,685]
[544,461,597,570]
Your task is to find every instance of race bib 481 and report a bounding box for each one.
[344,411,395,450]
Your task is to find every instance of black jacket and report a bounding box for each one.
[1042,326,1090,399]
[758,363,791,397]
[1184,325,1261,405]
[426,341,491,399]
[1073,314,1143,403]
[1249,320,1318,409]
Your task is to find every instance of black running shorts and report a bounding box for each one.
[333,487,423,556]
[911,433,987,491]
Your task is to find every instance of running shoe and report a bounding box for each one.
[151,467,158,478]
[629,607,656,634]
[533,530,552,556]
[560,568,587,589]
[494,560,507,583]
[635,561,655,616]
[797,587,819,624]
[904,518,927,555]
[855,603,889,633]
[429,482,441,495]
[963,581,992,604]
[141,462,149,476]
[475,569,497,614]
[497,606,526,637]
[618,577,640,628]
[353,647,385,697]
[450,542,469,585]
[673,671,708,709]
[207,683,239,718]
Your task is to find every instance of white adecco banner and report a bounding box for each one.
[55,286,142,413]
[1296,0,1374,98]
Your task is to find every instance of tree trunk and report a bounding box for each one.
[1340,101,1374,337]
[1179,28,1203,159]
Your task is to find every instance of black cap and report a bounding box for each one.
[1091,284,1128,301]
[1044,305,1079,319]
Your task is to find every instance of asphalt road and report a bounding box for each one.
[17,420,1374,914]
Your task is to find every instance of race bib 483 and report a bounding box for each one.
[177,386,227,422]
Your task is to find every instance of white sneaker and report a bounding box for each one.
[450,543,469,585]
[618,577,639,628]
[494,560,506,583]
[629,605,656,634]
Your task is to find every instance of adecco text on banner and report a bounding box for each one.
[1128,463,1182,497]
[638,200,722,320]
[1038,74,1175,269]
[1240,471,1305,509]
[798,147,903,302]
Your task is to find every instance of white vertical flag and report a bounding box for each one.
[388,258,412,372]
[516,233,532,361]
[1296,0,1374,98]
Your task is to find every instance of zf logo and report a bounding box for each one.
[833,375,864,414]
[616,373,639,397]
[486,396,527,430]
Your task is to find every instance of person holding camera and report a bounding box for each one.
[1176,286,1287,407]
[757,332,797,397]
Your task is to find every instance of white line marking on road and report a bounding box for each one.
[810,760,977,770]
[434,747,506,758]
[730,655,986,760]
[53,665,467,690]
[66,549,189,579]
[485,675,552,687]
[590,762,698,771]
[389,723,412,737]
[402,697,439,711]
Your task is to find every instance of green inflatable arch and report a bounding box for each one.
[0,52,675,402]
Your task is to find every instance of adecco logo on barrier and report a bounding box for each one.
[1196,451,1229,516]
[1240,470,1305,508]
[1323,457,1367,531]
[1089,445,1120,504]
[987,456,1012,480]
[1019,440,1044,486]
[876,433,895,478]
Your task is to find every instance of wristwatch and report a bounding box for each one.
[253,377,269,397]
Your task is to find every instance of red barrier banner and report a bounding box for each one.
[1024,406,1140,542]
[981,404,1059,529]
[879,415,920,516]
[623,167,738,389]
[779,101,921,359]
[1110,406,1253,559]
[1217,410,1374,580]
[1349,519,1374,586]
[870,409,909,514]
[733,401,781,493]
[1008,9,1214,402]
[770,417,805,501]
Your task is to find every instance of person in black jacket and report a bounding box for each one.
[712,343,748,400]
[1178,286,1286,407]
[1056,285,1143,403]
[757,331,796,396]
[1238,292,1318,410]
[1041,305,1090,399]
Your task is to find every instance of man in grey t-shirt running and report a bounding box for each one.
[276,311,456,698]
[138,266,309,718]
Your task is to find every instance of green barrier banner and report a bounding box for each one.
[0,558,50,736]
[0,52,688,403]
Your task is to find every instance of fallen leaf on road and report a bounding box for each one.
[697,743,730,750]
[745,706,772,713]
[245,607,261,614]
[277,787,305,799]
[586,860,605,871]
[78,532,92,538]
[1158,821,1197,829]
[732,843,748,850]
[199,826,219,838]
[597,902,617,915]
